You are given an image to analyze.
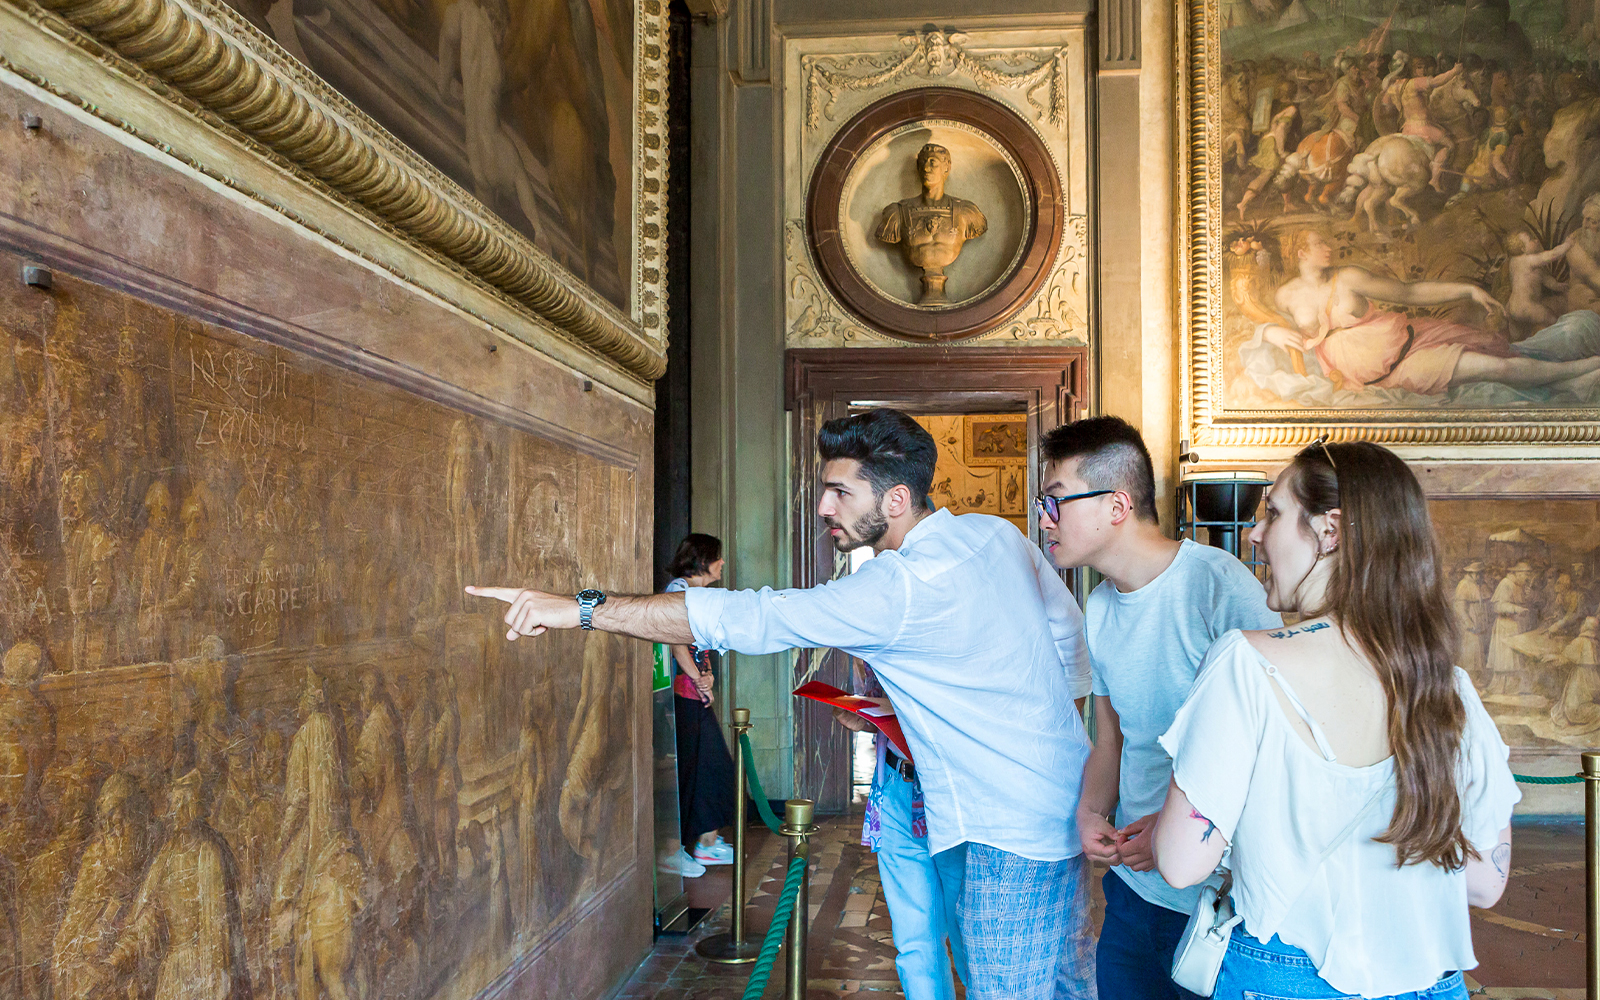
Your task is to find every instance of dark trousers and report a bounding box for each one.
[1096,870,1203,1000]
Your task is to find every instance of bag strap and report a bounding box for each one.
[1313,782,1387,869]
[1215,780,1387,896]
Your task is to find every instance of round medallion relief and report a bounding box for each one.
[807,88,1064,342]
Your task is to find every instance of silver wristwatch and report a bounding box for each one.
[576,589,607,630]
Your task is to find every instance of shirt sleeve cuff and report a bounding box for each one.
[684,587,730,651]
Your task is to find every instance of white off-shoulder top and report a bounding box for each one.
[1160,629,1520,997]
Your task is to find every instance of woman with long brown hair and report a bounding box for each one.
[1151,441,1518,999]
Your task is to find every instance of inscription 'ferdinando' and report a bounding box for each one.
[874,143,988,304]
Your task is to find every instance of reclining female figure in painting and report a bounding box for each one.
[1254,230,1600,398]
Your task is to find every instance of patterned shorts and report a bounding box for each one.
[954,844,1098,1000]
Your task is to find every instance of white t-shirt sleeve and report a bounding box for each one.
[1210,560,1283,635]
[1158,634,1263,843]
[1454,668,1521,851]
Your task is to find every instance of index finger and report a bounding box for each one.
[464,586,524,603]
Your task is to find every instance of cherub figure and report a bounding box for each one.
[1504,230,1572,339]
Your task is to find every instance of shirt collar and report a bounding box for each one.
[895,507,951,555]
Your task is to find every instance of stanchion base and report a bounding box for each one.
[695,932,762,964]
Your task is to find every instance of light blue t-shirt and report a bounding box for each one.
[1086,539,1281,914]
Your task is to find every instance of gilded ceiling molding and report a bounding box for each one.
[3,0,669,382]
[802,29,1071,134]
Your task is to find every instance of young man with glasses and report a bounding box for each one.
[1038,416,1279,1000]
[469,408,1097,1000]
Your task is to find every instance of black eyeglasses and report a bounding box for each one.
[1033,490,1114,522]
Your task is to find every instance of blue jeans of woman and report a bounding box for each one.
[1214,928,1468,1000]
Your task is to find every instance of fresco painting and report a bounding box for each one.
[915,415,1027,534]
[1214,0,1600,413]
[226,0,634,308]
[1432,497,1600,752]
[0,268,642,998]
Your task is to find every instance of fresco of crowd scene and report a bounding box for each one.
[1434,498,1600,750]
[0,271,641,999]
[1215,0,1600,410]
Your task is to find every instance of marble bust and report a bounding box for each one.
[874,143,988,303]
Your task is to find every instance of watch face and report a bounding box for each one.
[577,589,606,603]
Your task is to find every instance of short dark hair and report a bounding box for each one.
[1040,416,1159,523]
[817,408,936,510]
[667,533,722,580]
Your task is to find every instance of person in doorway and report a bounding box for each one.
[834,658,974,1000]
[1152,440,1518,999]
[662,533,737,876]
[1038,416,1280,1000]
[468,408,1096,1000]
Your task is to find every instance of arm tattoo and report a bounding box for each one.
[1266,621,1331,639]
[1189,808,1218,843]
[1491,842,1510,879]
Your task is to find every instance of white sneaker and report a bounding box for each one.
[662,848,706,877]
[693,840,735,865]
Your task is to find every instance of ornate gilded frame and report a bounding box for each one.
[1179,0,1600,452]
[0,0,669,383]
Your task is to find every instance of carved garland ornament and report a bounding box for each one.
[2,0,669,383]
[802,29,1070,134]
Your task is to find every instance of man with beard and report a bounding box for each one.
[468,408,1096,1000]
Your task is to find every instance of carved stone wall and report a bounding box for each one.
[781,24,1092,348]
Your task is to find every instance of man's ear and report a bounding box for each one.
[1106,490,1134,527]
[884,484,913,518]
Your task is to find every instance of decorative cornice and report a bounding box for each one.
[3,0,669,382]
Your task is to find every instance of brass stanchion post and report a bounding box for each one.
[783,799,816,1000]
[697,708,760,964]
[1585,752,1599,1000]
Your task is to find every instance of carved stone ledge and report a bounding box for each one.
[4,0,669,382]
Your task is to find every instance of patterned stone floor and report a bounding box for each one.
[618,816,1586,1000]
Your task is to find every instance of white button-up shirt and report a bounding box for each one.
[685,508,1092,861]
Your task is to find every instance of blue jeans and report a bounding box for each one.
[1096,870,1202,1000]
[875,771,969,1000]
[932,844,1097,1000]
[1215,929,1468,1000]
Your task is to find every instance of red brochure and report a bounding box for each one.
[792,681,913,762]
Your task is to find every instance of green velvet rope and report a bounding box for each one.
[739,731,785,834]
[1511,773,1585,785]
[741,853,808,1000]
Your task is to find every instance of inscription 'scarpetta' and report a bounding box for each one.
[0,257,643,999]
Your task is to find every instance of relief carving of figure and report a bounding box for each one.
[351,669,424,984]
[52,773,154,1000]
[166,491,214,659]
[560,637,627,884]
[445,422,484,610]
[131,482,178,663]
[271,667,361,1000]
[429,672,463,886]
[874,143,988,304]
[62,469,120,671]
[109,769,250,1000]
[18,759,97,998]
[0,640,57,863]
[1453,562,1488,684]
[1486,562,1540,696]
[511,689,544,931]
